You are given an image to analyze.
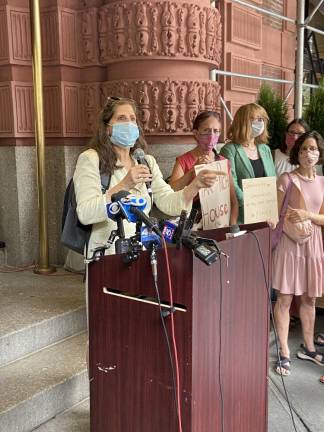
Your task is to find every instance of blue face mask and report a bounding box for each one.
[110,122,140,148]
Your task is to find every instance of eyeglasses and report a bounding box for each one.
[287,131,304,137]
[299,147,320,155]
[200,128,221,135]
[250,117,264,122]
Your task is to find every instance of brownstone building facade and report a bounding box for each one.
[0,0,297,266]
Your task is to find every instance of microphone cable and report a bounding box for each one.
[149,241,183,432]
[247,230,298,432]
[162,237,183,432]
[218,256,225,432]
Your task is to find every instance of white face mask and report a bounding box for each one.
[251,120,264,138]
[298,150,320,168]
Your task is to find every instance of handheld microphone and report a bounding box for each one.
[133,148,152,196]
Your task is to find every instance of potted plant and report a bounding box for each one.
[256,83,288,150]
[304,78,324,139]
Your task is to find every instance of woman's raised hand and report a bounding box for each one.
[122,165,152,190]
[193,169,226,189]
[194,154,214,166]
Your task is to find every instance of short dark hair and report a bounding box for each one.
[279,118,310,153]
[192,111,221,130]
[289,130,324,165]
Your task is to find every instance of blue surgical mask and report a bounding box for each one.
[251,120,264,138]
[110,122,140,148]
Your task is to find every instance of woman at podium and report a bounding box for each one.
[73,96,220,258]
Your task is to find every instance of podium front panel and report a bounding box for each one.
[88,227,270,432]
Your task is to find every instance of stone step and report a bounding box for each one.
[0,332,89,432]
[33,399,89,432]
[0,270,86,367]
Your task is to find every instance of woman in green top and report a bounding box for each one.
[220,103,276,224]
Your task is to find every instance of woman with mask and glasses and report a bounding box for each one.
[168,111,239,226]
[274,118,310,177]
[73,97,220,259]
[272,131,324,376]
[220,103,276,224]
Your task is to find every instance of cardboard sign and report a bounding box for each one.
[242,176,278,224]
[195,159,230,230]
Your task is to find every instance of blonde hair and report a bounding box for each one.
[227,103,269,145]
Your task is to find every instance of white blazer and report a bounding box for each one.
[73,149,192,257]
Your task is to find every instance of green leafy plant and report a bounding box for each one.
[256,83,288,150]
[304,78,324,138]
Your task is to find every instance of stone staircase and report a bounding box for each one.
[0,269,89,432]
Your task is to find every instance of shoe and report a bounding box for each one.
[274,355,291,376]
[314,333,324,347]
[297,345,324,366]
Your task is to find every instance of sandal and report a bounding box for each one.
[297,345,324,367]
[320,376,324,384]
[314,333,324,347]
[274,355,291,376]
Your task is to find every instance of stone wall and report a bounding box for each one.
[0,0,220,266]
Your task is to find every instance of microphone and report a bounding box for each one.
[109,191,147,223]
[133,148,153,196]
[173,210,187,248]
[161,219,178,243]
[108,191,162,237]
[129,206,162,237]
[140,224,162,250]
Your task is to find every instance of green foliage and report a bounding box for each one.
[304,78,324,138]
[256,83,288,150]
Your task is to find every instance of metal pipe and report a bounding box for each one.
[284,85,294,102]
[214,68,293,84]
[219,95,234,121]
[304,0,324,25]
[295,0,305,118]
[305,24,324,36]
[29,0,55,274]
[230,0,295,23]
[212,69,319,89]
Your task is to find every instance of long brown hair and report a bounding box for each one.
[227,103,269,145]
[89,97,148,175]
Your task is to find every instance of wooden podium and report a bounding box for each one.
[88,224,271,432]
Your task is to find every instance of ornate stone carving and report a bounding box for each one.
[80,83,101,135]
[100,79,220,134]
[113,4,127,57]
[136,3,149,55]
[187,4,200,57]
[97,2,222,65]
[138,81,151,132]
[80,8,99,65]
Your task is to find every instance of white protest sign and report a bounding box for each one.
[242,176,278,224]
[195,159,230,230]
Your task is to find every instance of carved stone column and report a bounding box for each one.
[99,0,222,143]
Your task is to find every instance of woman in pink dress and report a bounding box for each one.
[273,131,324,376]
[169,111,239,225]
